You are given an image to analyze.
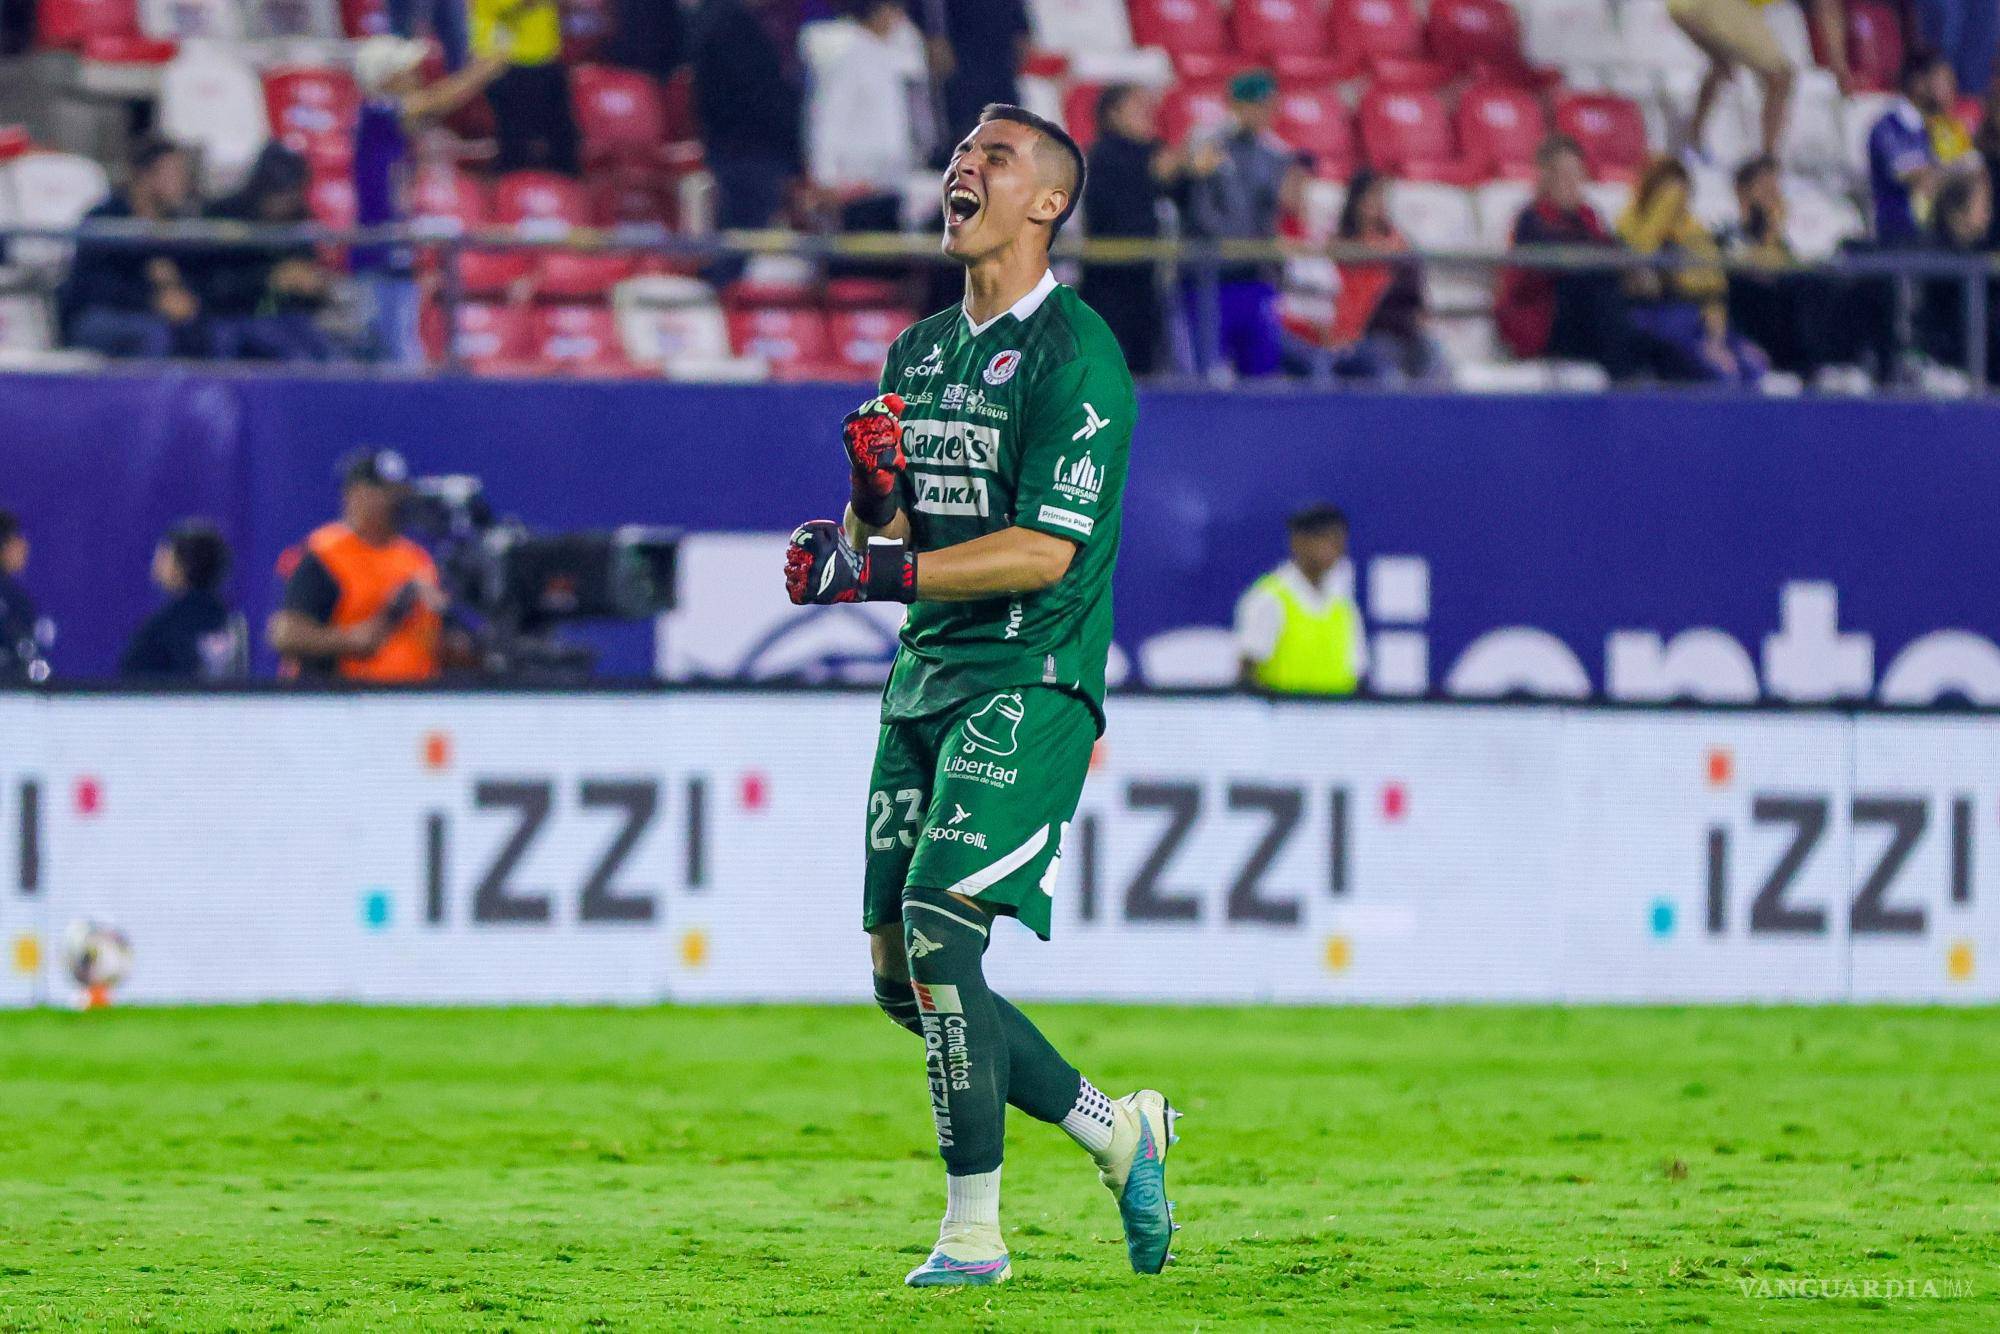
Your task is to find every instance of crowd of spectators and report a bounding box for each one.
[15,0,2000,389]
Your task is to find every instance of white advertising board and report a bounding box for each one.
[0,694,1993,1006]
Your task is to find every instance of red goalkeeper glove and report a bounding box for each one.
[784,520,917,605]
[843,393,906,526]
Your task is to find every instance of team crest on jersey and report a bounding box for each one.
[983,349,1022,385]
[941,382,968,409]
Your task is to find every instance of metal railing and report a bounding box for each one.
[3,219,1994,389]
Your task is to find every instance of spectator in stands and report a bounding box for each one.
[0,507,49,681]
[120,520,246,681]
[1980,81,2000,247]
[1672,0,1851,159]
[268,449,447,684]
[693,0,807,273]
[1618,156,1767,385]
[912,0,1031,141]
[1914,171,1997,381]
[1323,171,1447,386]
[1179,69,1303,379]
[1234,503,1366,697]
[1912,0,1995,103]
[805,0,932,238]
[61,138,205,360]
[1496,135,1630,373]
[1869,47,1971,246]
[353,35,511,365]
[476,0,580,174]
[1080,85,1178,376]
[613,0,687,82]
[199,145,335,363]
[390,0,470,71]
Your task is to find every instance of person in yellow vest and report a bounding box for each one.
[1233,503,1367,695]
[471,0,578,174]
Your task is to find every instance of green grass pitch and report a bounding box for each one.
[1,1004,1995,1329]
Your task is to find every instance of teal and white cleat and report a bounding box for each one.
[1098,1089,1182,1274]
[903,1225,1012,1288]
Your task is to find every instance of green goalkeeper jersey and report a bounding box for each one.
[876,271,1135,733]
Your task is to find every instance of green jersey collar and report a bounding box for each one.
[961,269,1058,337]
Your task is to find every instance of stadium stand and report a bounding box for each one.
[0,0,1942,387]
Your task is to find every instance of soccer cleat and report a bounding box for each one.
[1098,1090,1179,1274]
[903,1224,1012,1287]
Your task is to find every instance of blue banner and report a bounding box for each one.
[2,369,1996,703]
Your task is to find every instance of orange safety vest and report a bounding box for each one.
[305,523,442,682]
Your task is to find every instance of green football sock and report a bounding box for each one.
[901,887,1009,1176]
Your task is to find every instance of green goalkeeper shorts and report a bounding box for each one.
[862,685,1095,941]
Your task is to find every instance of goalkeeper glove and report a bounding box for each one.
[784,520,917,605]
[843,393,907,527]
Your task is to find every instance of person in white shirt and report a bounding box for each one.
[805,0,933,215]
[1234,503,1368,695]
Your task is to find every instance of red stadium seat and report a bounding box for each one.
[1357,85,1477,183]
[831,307,918,380]
[409,162,487,233]
[1425,0,1547,85]
[530,304,640,375]
[1456,84,1545,180]
[727,305,838,380]
[589,167,675,230]
[1368,54,1449,89]
[339,0,388,38]
[1127,0,1230,73]
[1834,0,1904,94]
[1331,0,1424,77]
[1231,0,1332,62]
[445,300,535,374]
[1553,91,1649,180]
[570,64,668,167]
[1159,81,1232,147]
[1273,84,1357,178]
[37,0,138,48]
[263,66,361,174]
[491,170,635,300]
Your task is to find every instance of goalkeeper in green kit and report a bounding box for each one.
[783,104,1178,1288]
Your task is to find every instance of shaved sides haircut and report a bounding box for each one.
[978,103,1086,236]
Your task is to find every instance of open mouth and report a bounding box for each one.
[945,186,981,228]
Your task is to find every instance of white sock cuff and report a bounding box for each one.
[1061,1077,1118,1157]
[944,1167,1002,1227]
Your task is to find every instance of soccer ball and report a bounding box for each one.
[64,920,133,991]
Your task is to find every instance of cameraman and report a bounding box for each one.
[267,449,446,682]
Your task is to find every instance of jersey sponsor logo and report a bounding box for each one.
[908,928,944,959]
[911,471,991,517]
[983,349,1022,385]
[913,980,963,1014]
[903,342,946,378]
[903,420,1000,471]
[962,388,1009,421]
[1052,453,1103,504]
[944,753,1016,788]
[940,382,967,409]
[1004,599,1023,640]
[948,803,971,825]
[960,692,1025,756]
[1037,504,1095,538]
[1070,402,1111,442]
[926,825,989,849]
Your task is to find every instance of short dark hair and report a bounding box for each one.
[1733,153,1778,192]
[1536,133,1584,169]
[130,134,183,176]
[0,509,18,547]
[978,103,1086,237]
[1901,45,1947,90]
[1287,503,1348,535]
[166,519,230,593]
[1337,169,1385,240]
